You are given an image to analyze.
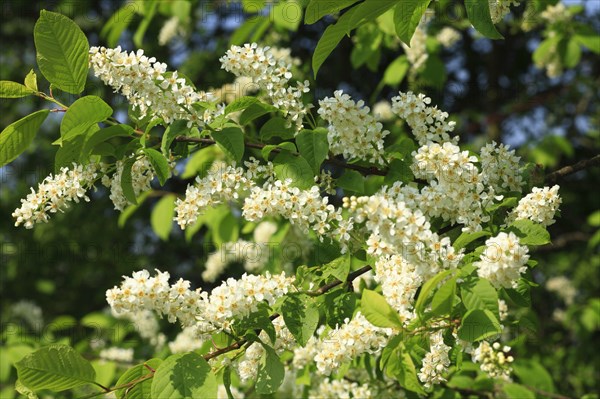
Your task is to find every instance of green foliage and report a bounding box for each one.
[361,289,405,328]
[0,110,49,167]
[151,353,217,399]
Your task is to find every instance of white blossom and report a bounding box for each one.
[479,141,524,192]
[436,27,461,48]
[472,341,514,380]
[489,0,521,23]
[418,331,451,388]
[507,185,561,226]
[99,347,134,363]
[101,155,156,211]
[475,232,529,288]
[546,276,576,305]
[168,326,204,354]
[309,378,373,399]
[13,163,98,228]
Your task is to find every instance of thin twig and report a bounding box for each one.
[545,154,600,184]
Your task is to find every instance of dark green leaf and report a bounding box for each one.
[256,345,284,394]
[337,170,365,193]
[0,81,34,98]
[415,269,453,315]
[260,117,295,140]
[295,128,329,173]
[212,127,245,163]
[0,110,49,167]
[461,278,499,315]
[281,295,319,346]
[430,277,457,316]
[273,151,314,189]
[115,359,162,399]
[60,96,113,139]
[143,148,171,185]
[151,195,176,241]
[464,0,503,39]
[304,0,359,24]
[453,231,491,250]
[82,125,133,160]
[458,309,502,342]
[151,352,217,399]
[506,219,550,245]
[394,0,432,45]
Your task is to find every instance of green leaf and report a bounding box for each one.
[115,359,162,399]
[503,279,531,307]
[222,366,235,399]
[118,191,150,228]
[464,0,503,39]
[0,110,49,167]
[502,383,535,399]
[512,360,555,393]
[239,103,276,125]
[143,148,171,186]
[322,254,351,282]
[349,0,398,31]
[273,0,302,31]
[533,35,562,65]
[256,344,285,394]
[212,127,245,163]
[421,55,447,89]
[304,0,359,24]
[273,151,314,189]
[458,309,502,342]
[102,5,137,47]
[393,0,432,45]
[0,81,34,98]
[382,55,410,86]
[82,125,133,160]
[60,96,113,139]
[224,96,259,115]
[182,146,218,179]
[361,289,404,328]
[506,219,550,245]
[55,126,94,171]
[15,380,38,399]
[296,128,329,173]
[559,37,582,68]
[461,278,499,315]
[337,170,365,193]
[453,231,491,250]
[385,158,413,185]
[151,352,217,399]
[161,120,189,156]
[24,70,38,92]
[281,295,319,346]
[323,290,356,328]
[430,277,457,316]
[415,269,453,315]
[34,10,89,94]
[574,33,600,54]
[312,7,359,78]
[121,156,139,205]
[260,117,295,140]
[391,345,426,394]
[15,345,95,392]
[151,195,176,241]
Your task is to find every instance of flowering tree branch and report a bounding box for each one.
[546,154,600,184]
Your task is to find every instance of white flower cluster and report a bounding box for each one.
[112,309,166,349]
[106,269,203,327]
[391,91,457,146]
[89,46,215,125]
[507,185,561,226]
[99,347,134,363]
[10,300,43,331]
[168,326,204,354]
[374,255,423,321]
[372,100,394,121]
[472,341,514,381]
[436,27,461,48]
[101,155,155,211]
[344,184,462,276]
[479,142,524,193]
[318,90,390,165]
[237,318,295,382]
[418,331,451,389]
[489,0,521,23]
[475,232,530,289]
[158,16,184,46]
[242,179,343,241]
[402,23,428,71]
[412,142,495,231]
[308,378,373,399]
[197,272,294,335]
[498,299,509,321]
[219,43,310,130]
[313,312,392,375]
[546,276,576,306]
[175,164,252,229]
[13,163,98,228]
[540,2,571,24]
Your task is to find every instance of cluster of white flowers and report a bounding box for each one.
[374,255,422,321]
[436,27,461,48]
[479,142,524,192]
[237,318,295,382]
[168,326,204,354]
[507,185,561,226]
[403,23,429,72]
[372,100,394,121]
[540,2,571,24]
[413,142,496,231]
[472,341,514,380]
[313,312,392,375]
[89,46,216,125]
[489,0,521,23]
[292,327,325,370]
[13,163,98,228]
[197,272,294,335]
[106,269,203,327]
[318,90,389,165]
[10,301,43,331]
[99,347,134,363]
[391,91,457,146]
[158,16,184,46]
[546,276,576,305]
[475,232,530,288]
[242,179,343,241]
[101,155,155,211]
[308,378,373,399]
[418,331,451,389]
[498,299,509,321]
[219,43,310,130]
[175,163,252,229]
[344,184,463,275]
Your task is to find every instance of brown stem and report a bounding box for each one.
[545,154,600,184]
